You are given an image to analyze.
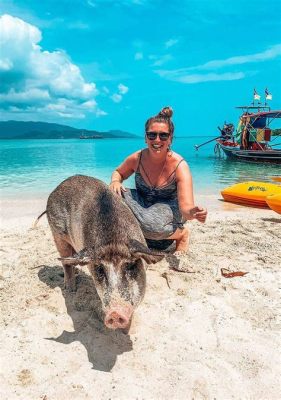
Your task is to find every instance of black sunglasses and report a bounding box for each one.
[146,131,170,141]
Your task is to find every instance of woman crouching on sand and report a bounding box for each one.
[109,107,207,253]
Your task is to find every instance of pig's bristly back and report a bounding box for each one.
[47,175,145,248]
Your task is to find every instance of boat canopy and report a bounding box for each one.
[246,110,281,119]
[238,110,281,131]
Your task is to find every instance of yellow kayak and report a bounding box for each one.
[266,194,281,214]
[221,181,281,208]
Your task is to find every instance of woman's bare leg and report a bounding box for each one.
[167,227,190,253]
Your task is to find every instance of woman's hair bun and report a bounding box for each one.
[145,105,174,136]
[158,106,173,119]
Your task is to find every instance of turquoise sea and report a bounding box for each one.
[1,137,280,198]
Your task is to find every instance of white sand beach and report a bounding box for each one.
[0,195,280,399]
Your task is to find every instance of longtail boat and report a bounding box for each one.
[215,102,281,163]
[195,91,281,163]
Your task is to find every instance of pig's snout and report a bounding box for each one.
[105,306,132,330]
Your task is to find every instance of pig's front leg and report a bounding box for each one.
[62,264,76,292]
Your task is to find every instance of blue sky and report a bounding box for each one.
[0,0,280,136]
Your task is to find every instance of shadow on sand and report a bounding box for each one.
[261,217,281,223]
[38,266,133,372]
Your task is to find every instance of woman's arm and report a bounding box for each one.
[110,151,139,196]
[176,161,207,223]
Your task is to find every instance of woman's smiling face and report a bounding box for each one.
[145,122,171,153]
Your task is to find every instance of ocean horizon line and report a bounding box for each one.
[0,135,215,140]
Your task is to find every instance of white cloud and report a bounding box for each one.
[149,54,173,67]
[96,109,108,117]
[67,21,90,30]
[87,1,97,8]
[118,83,129,94]
[102,86,110,94]
[2,96,106,121]
[0,88,50,103]
[135,52,143,60]
[165,39,178,48]
[153,44,280,84]
[191,44,281,70]
[110,83,129,103]
[0,14,104,120]
[111,93,122,103]
[87,0,148,7]
[0,58,13,71]
[80,100,97,109]
[155,70,245,84]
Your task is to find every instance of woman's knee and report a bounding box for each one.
[140,220,172,238]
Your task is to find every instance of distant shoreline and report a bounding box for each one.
[0,120,139,140]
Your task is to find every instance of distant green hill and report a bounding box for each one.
[0,121,139,139]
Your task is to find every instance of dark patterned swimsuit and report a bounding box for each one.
[122,151,185,240]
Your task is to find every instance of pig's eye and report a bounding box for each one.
[95,265,106,280]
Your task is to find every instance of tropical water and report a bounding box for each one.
[0,137,280,198]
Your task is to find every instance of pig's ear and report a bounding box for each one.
[58,248,93,266]
[129,239,165,265]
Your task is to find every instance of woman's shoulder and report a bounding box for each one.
[170,151,187,166]
[124,150,142,170]
[171,151,183,160]
[169,152,190,180]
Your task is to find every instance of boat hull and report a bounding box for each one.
[217,141,281,163]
